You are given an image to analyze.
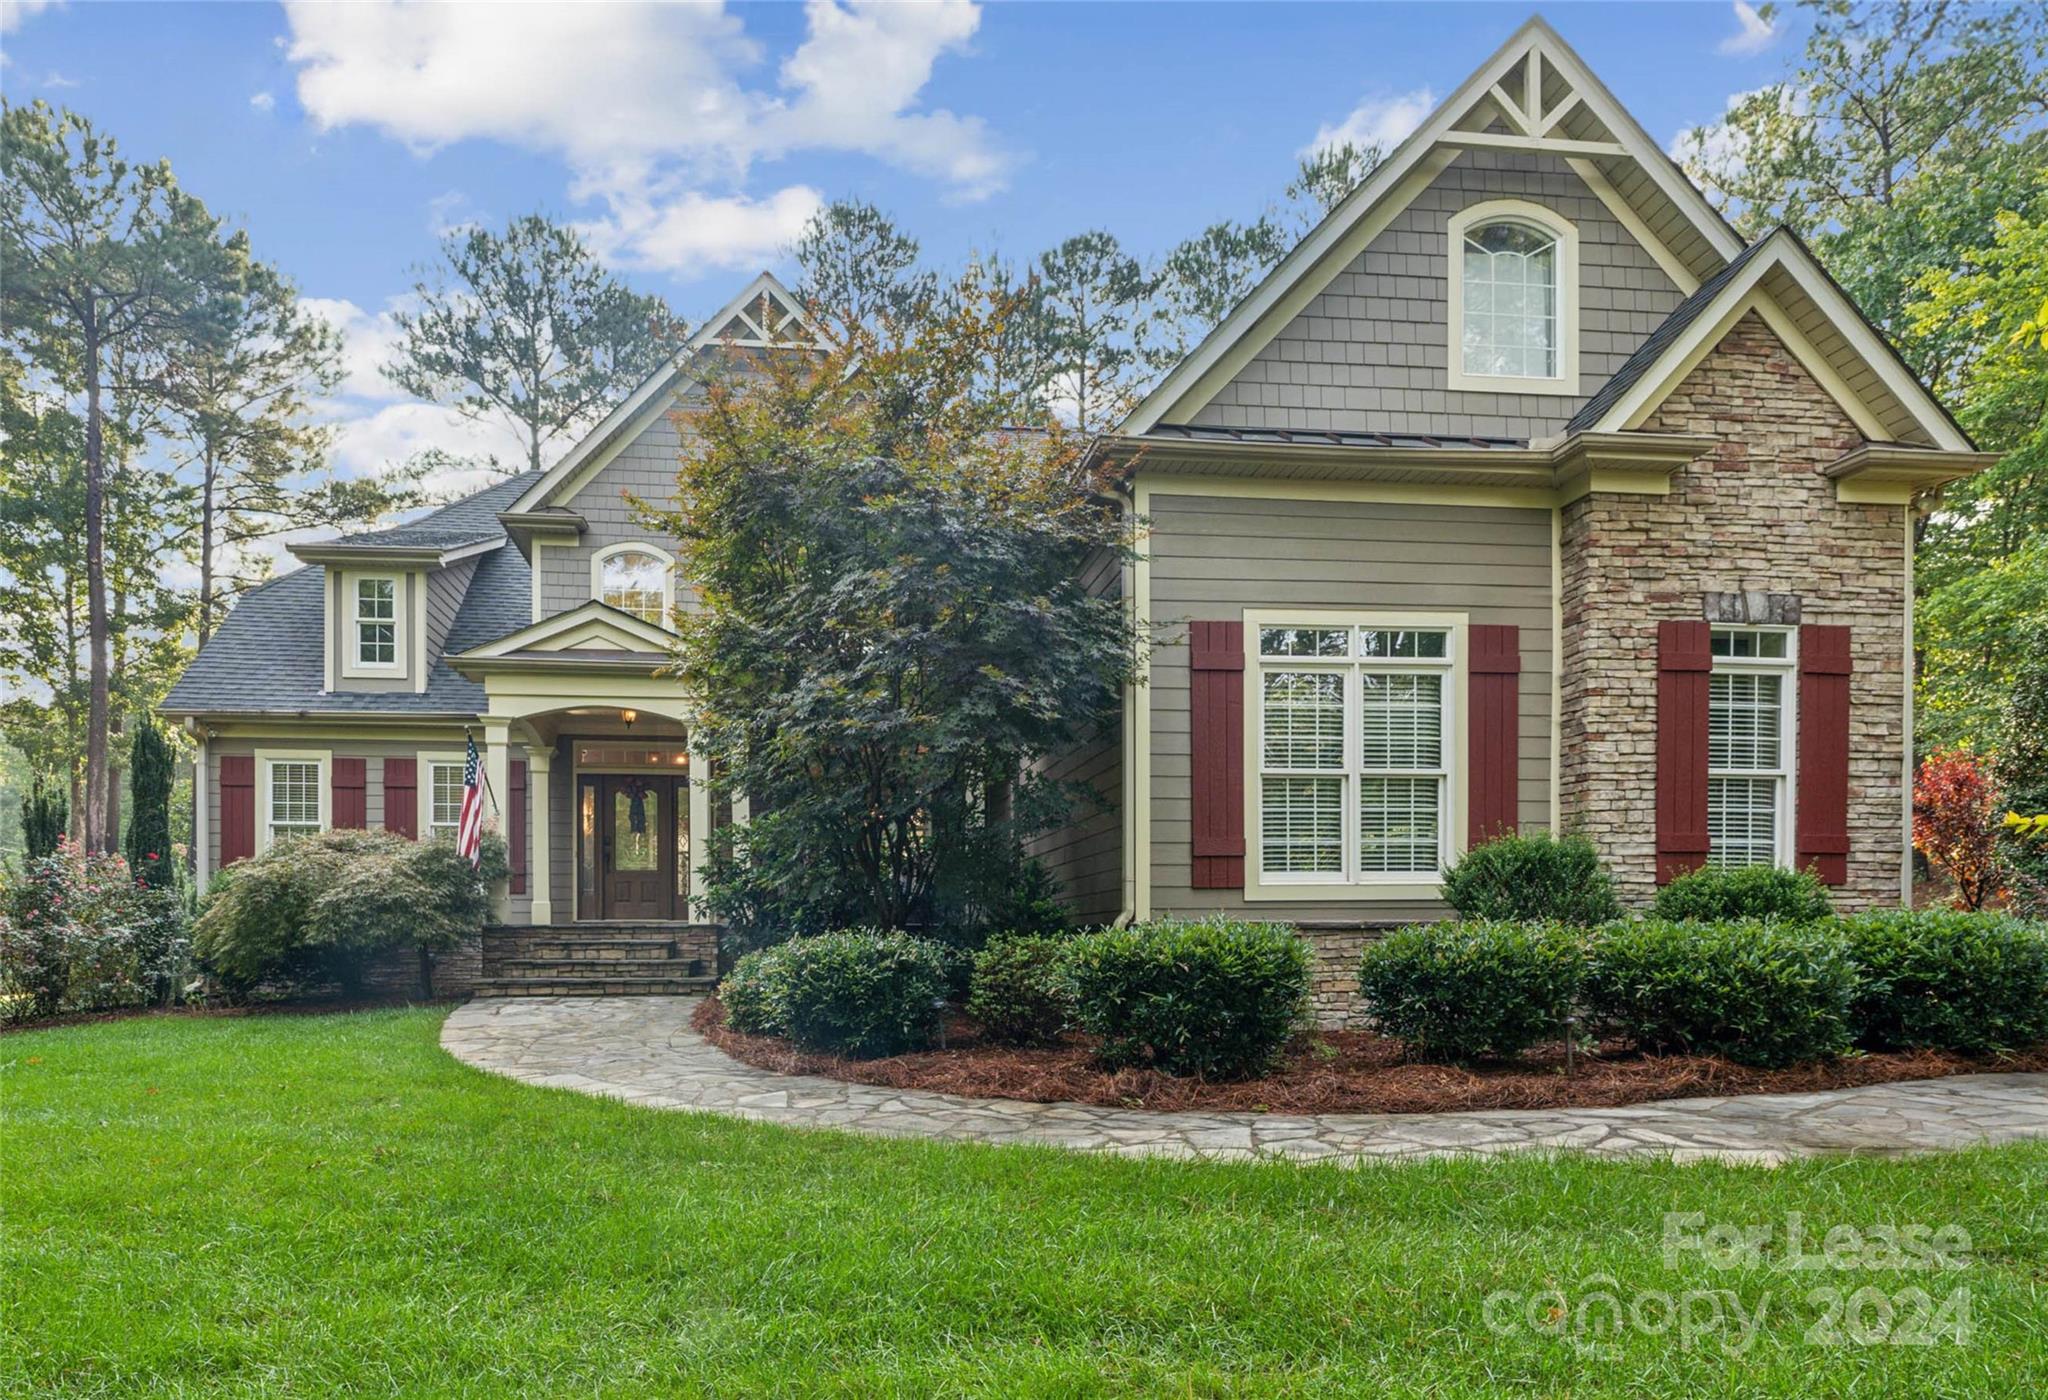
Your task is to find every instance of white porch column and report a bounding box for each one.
[688,730,711,922]
[527,743,553,924]
[483,718,512,921]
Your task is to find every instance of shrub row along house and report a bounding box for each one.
[162,19,1992,1017]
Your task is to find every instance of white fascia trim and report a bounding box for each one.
[1564,157,1700,295]
[1444,198,1581,396]
[254,748,329,853]
[1121,15,1742,436]
[590,541,678,630]
[459,599,677,660]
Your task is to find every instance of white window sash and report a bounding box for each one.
[1706,628,1797,869]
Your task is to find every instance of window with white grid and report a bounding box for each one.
[1255,622,1454,885]
[597,547,671,625]
[354,577,397,667]
[429,762,465,836]
[1708,627,1794,868]
[267,760,321,844]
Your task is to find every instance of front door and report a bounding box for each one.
[595,775,675,920]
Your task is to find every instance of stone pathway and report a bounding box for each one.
[440,996,2048,1166]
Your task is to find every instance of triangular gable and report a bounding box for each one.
[506,271,824,517]
[1122,15,1745,435]
[457,600,675,660]
[1570,228,1972,452]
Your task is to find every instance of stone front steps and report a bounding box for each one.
[476,922,719,999]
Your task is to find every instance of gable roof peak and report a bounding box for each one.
[692,269,823,352]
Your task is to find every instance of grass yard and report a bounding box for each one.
[5,1009,2046,1397]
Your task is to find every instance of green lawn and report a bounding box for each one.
[4,1011,2045,1397]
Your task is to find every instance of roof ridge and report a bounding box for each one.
[325,467,546,547]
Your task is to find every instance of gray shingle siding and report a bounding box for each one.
[1190,151,1685,440]
[536,401,702,621]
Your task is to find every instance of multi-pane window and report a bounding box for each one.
[1708,627,1793,868]
[354,577,397,667]
[429,761,465,837]
[267,760,321,844]
[600,549,668,624]
[1256,623,1453,883]
[1460,221,1559,380]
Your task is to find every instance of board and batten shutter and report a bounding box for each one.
[1466,624,1521,845]
[1797,624,1852,885]
[509,759,528,895]
[219,754,255,867]
[1655,620,1712,884]
[384,757,418,839]
[332,758,367,830]
[1189,621,1246,889]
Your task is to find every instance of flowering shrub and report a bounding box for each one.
[0,839,188,1024]
[1913,750,2004,909]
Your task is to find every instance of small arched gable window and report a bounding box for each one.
[592,544,674,626]
[1446,201,1578,395]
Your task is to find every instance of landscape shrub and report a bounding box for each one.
[720,945,791,1036]
[771,928,952,1058]
[1651,864,1834,924]
[1061,917,1309,1079]
[966,932,1075,1045]
[1584,918,1857,1068]
[1440,832,1622,926]
[191,828,504,997]
[1356,920,1584,1062]
[0,839,187,1023]
[1840,910,2048,1054]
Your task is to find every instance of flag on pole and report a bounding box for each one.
[456,735,485,869]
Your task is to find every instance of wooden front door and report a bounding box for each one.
[590,775,680,921]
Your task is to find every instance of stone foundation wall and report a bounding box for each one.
[1558,311,1909,910]
[362,935,483,1000]
[1300,925,1395,1029]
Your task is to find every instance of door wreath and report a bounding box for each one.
[618,776,655,834]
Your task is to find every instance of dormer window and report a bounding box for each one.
[1445,200,1579,395]
[594,544,674,626]
[354,577,398,667]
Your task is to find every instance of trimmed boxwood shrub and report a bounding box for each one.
[720,945,790,1036]
[771,928,951,1058]
[1061,917,1309,1079]
[1840,911,2048,1054]
[1439,833,1622,926]
[1584,919,1857,1068]
[967,933,1074,1045]
[1651,864,1833,923]
[1356,920,1584,1062]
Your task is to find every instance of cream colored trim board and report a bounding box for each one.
[253,748,329,853]
[1902,506,1916,907]
[336,569,409,682]
[1549,504,1562,833]
[1445,199,1581,397]
[416,749,466,840]
[1132,480,1154,922]
[1564,157,1700,295]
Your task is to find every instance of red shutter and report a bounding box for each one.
[1656,620,1712,884]
[1797,624,1852,885]
[219,754,255,867]
[509,759,528,895]
[332,758,367,830]
[384,757,417,840]
[1189,620,1246,889]
[1467,624,1521,846]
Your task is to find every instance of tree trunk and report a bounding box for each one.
[82,315,112,853]
[198,454,217,648]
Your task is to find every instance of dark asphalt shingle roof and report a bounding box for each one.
[162,471,544,717]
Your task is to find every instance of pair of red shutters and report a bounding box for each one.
[1188,619,1851,890]
[218,755,529,894]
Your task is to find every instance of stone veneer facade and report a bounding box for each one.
[1558,311,1910,910]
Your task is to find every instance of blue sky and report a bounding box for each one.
[0,1,1797,483]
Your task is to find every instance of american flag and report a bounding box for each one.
[456,735,485,869]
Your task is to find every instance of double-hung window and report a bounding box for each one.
[1707,627,1795,868]
[427,760,466,838]
[263,757,323,847]
[354,577,398,668]
[1254,620,1456,889]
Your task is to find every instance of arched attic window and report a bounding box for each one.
[593,543,675,626]
[1446,200,1579,395]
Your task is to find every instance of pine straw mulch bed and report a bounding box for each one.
[693,998,2048,1115]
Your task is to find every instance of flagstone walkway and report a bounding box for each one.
[440,996,2048,1166]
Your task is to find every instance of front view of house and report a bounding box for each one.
[162,19,1991,1014]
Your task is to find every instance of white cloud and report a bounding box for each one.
[1717,2,1778,57]
[1670,83,1806,183]
[42,70,78,89]
[578,185,823,278]
[1306,87,1436,158]
[300,295,413,402]
[0,0,61,35]
[249,90,275,113]
[323,399,529,497]
[280,0,1006,263]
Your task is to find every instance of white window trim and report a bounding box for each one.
[1445,198,1580,397]
[339,571,407,679]
[255,748,328,853]
[1242,609,1469,903]
[591,542,676,630]
[1707,625,1799,870]
[418,750,467,841]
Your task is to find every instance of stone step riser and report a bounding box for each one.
[473,979,715,998]
[494,960,702,978]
